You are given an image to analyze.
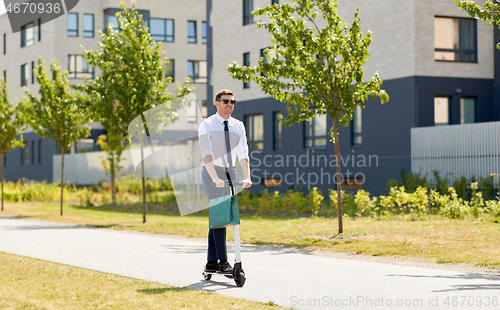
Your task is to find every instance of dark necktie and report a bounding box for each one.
[223,120,233,169]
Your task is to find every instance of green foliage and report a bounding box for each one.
[328,189,355,216]
[433,170,449,195]
[0,77,24,160]
[77,0,192,203]
[307,187,324,216]
[354,189,378,217]
[478,176,495,199]
[453,1,500,48]
[469,182,485,218]
[452,176,468,199]
[379,186,429,217]
[485,198,500,218]
[397,169,429,193]
[440,187,470,219]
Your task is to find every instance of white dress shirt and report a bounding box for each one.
[198,112,249,168]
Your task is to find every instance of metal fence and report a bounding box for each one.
[411,121,500,188]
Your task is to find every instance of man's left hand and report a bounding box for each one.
[241,179,252,189]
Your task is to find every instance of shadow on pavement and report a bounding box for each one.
[388,273,500,292]
[184,279,238,291]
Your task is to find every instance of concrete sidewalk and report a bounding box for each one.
[0,216,499,309]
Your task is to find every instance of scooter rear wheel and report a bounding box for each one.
[204,274,212,281]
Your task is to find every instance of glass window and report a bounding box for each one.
[245,114,264,150]
[272,0,279,4]
[305,114,327,148]
[434,96,449,126]
[165,59,174,81]
[243,52,250,88]
[434,17,476,62]
[273,112,282,150]
[107,15,118,31]
[352,106,362,145]
[3,70,6,83]
[67,13,78,37]
[76,139,94,153]
[38,140,42,164]
[187,60,207,83]
[460,97,476,124]
[151,18,174,42]
[38,18,41,41]
[31,61,35,84]
[21,142,29,166]
[202,21,207,44]
[20,64,28,87]
[243,0,254,25]
[21,22,34,47]
[68,55,94,79]
[187,21,197,43]
[31,141,35,164]
[3,33,6,54]
[83,14,94,37]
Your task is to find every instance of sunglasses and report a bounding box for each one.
[218,99,237,105]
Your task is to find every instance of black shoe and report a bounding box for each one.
[205,262,219,272]
[218,261,233,274]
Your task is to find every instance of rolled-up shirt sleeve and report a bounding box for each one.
[198,121,213,160]
[237,123,250,163]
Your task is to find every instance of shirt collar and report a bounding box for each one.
[215,112,232,124]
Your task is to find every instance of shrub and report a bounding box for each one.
[485,198,500,218]
[440,187,470,219]
[328,189,356,217]
[354,189,378,217]
[433,170,449,195]
[307,187,324,216]
[452,176,467,200]
[399,169,429,193]
[469,182,485,218]
[290,190,307,214]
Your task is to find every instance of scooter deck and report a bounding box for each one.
[202,270,234,279]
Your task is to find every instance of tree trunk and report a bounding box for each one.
[332,118,343,234]
[60,148,65,216]
[140,139,147,223]
[110,152,116,206]
[1,153,4,211]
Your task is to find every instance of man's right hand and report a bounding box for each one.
[213,178,225,188]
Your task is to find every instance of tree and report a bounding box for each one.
[78,0,191,222]
[227,0,389,234]
[0,77,24,211]
[19,58,91,216]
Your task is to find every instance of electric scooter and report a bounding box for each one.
[202,181,246,287]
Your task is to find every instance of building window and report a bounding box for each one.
[3,33,6,54]
[434,96,450,126]
[201,21,207,44]
[21,143,29,166]
[272,0,279,4]
[460,97,476,124]
[76,139,94,153]
[83,14,94,37]
[104,8,149,33]
[21,64,28,87]
[21,22,34,48]
[260,48,270,77]
[68,13,78,37]
[31,141,35,164]
[31,61,35,84]
[187,60,207,83]
[243,52,250,88]
[305,114,327,148]
[150,18,174,42]
[245,114,264,150]
[243,0,254,25]
[38,140,42,164]
[352,106,362,146]
[273,112,282,150]
[165,59,175,81]
[68,55,94,79]
[434,17,477,62]
[3,70,6,83]
[201,100,207,119]
[38,18,41,41]
[187,20,197,43]
[106,15,118,31]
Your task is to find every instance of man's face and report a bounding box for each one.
[215,94,235,119]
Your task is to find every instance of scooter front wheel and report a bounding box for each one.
[235,272,245,287]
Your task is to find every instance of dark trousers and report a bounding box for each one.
[202,166,236,262]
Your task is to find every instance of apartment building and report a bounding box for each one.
[0,0,207,183]
[207,0,499,195]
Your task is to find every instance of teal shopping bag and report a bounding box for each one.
[209,194,240,229]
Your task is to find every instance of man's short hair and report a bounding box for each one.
[215,89,234,102]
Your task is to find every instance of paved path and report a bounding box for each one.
[0,216,499,309]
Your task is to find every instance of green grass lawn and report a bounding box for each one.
[0,251,283,309]
[2,201,500,269]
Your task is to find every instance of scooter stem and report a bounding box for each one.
[233,224,241,262]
